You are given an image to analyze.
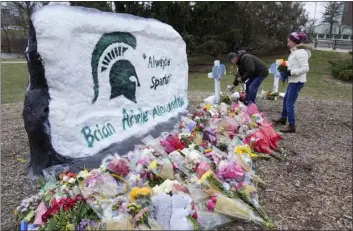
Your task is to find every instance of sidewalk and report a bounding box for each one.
[1,60,27,64]
[315,47,352,53]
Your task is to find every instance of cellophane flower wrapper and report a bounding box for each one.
[196,211,232,230]
[87,198,119,220]
[200,171,235,198]
[212,192,267,226]
[204,148,225,166]
[152,179,181,195]
[245,103,260,117]
[244,124,281,154]
[148,158,175,180]
[221,117,239,133]
[80,171,122,200]
[141,135,168,157]
[101,214,134,230]
[42,164,70,182]
[237,183,270,222]
[169,150,188,173]
[202,129,218,145]
[78,219,105,231]
[160,133,186,153]
[107,157,130,177]
[33,201,47,225]
[187,184,208,206]
[180,116,197,133]
[217,160,244,182]
[128,146,154,170]
[195,161,212,179]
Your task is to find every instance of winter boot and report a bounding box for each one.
[272,117,287,125]
[280,124,296,133]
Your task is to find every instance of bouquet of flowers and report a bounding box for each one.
[148,158,175,180]
[236,183,271,223]
[277,59,289,82]
[199,170,235,198]
[206,192,275,229]
[264,91,279,100]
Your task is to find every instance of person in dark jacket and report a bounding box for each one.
[227,50,269,105]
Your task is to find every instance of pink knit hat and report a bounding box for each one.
[288,32,308,44]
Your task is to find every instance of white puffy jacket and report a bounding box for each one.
[287,44,313,83]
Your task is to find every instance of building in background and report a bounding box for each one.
[314,2,352,40]
[341,2,352,27]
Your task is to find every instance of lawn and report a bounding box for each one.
[1,50,351,104]
[1,63,28,104]
[188,50,352,101]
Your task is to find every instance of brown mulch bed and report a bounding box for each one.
[1,95,352,230]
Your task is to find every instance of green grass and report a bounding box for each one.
[1,63,28,104]
[188,50,352,101]
[1,50,351,104]
[1,58,26,61]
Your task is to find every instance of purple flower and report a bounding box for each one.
[78,219,98,231]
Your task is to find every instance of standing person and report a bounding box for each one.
[227,50,269,105]
[272,32,313,133]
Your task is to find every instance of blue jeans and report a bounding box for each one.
[281,82,304,125]
[245,77,266,104]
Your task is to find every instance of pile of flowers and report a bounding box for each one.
[16,100,282,231]
[261,90,280,100]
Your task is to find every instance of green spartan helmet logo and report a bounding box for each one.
[91,32,140,104]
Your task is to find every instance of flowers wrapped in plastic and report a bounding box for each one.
[199,170,235,198]
[107,157,130,177]
[244,124,282,155]
[235,145,271,160]
[152,179,181,195]
[217,159,244,182]
[206,192,275,229]
[148,158,174,180]
[180,116,197,133]
[160,133,186,153]
[237,183,271,222]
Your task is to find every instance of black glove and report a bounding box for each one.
[233,77,239,87]
[233,70,241,86]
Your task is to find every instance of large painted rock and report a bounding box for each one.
[23,5,188,177]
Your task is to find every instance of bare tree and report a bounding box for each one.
[11,2,40,36]
[322,2,345,37]
[1,6,12,52]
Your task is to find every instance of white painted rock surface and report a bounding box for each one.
[23,5,188,176]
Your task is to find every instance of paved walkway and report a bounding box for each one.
[315,47,352,53]
[1,60,27,64]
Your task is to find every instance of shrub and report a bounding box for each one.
[329,59,353,82]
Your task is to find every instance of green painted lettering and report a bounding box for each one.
[96,124,104,140]
[102,126,111,137]
[122,108,131,130]
[81,126,95,148]
[107,123,116,134]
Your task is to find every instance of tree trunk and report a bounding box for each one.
[114,2,126,13]
[329,24,333,38]
[1,26,11,52]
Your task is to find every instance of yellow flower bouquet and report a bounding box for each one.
[209,192,275,229]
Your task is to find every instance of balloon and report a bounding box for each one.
[269,63,278,75]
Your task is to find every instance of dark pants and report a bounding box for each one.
[281,82,304,125]
[245,77,266,104]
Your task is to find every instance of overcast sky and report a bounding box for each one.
[304,2,327,21]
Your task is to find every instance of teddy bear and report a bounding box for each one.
[170,193,193,230]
